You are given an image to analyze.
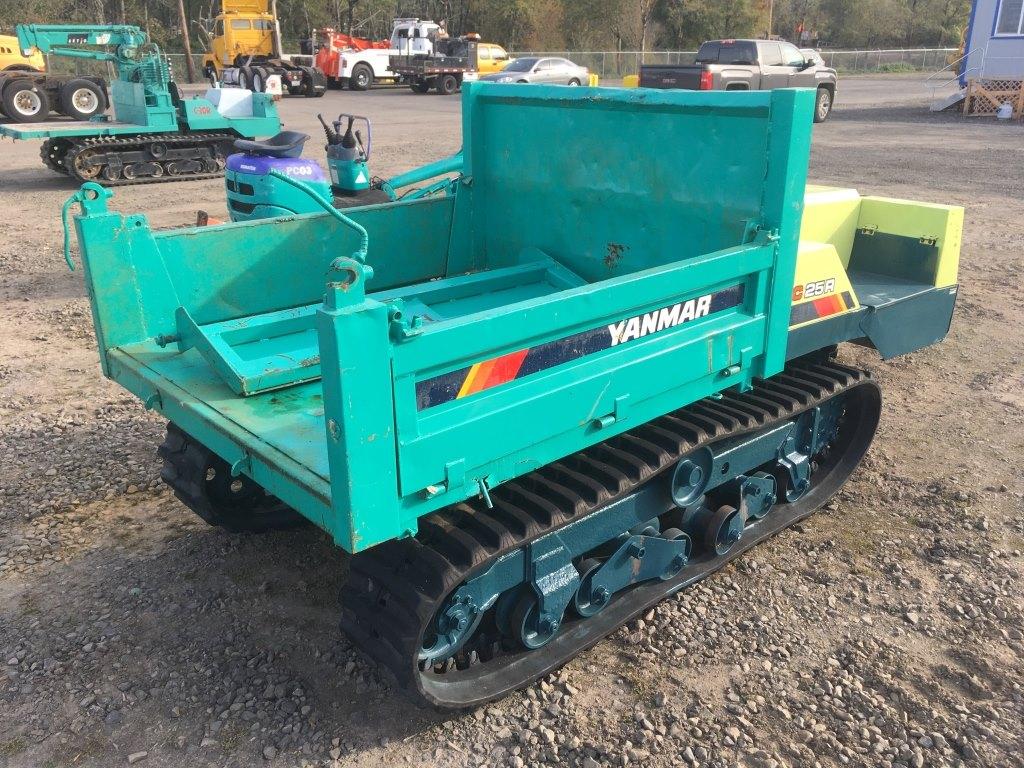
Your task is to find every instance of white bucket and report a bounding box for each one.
[996,102,1013,120]
[265,74,284,99]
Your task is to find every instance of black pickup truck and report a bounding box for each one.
[639,39,838,122]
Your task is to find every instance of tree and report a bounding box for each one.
[654,0,761,49]
[0,0,975,53]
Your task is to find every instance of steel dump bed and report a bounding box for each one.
[72,85,817,552]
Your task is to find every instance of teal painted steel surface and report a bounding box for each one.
[72,86,815,553]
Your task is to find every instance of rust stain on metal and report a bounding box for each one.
[604,242,628,269]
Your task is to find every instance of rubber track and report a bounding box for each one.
[40,139,70,175]
[63,132,235,187]
[340,358,881,708]
[158,423,306,533]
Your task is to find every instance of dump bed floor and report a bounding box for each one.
[116,343,332,486]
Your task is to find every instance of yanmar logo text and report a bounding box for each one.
[415,284,744,410]
[607,294,714,346]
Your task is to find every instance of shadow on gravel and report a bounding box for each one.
[2,503,459,766]
[2,170,84,193]
[830,104,967,125]
[0,271,86,302]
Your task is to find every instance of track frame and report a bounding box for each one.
[341,357,881,708]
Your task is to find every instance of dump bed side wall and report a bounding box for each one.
[318,86,814,551]
[449,87,774,280]
[75,195,455,359]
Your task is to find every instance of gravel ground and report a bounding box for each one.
[1,78,1023,768]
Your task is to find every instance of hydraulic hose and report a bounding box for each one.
[267,169,369,263]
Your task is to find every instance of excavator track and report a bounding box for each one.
[339,357,882,708]
[52,132,237,186]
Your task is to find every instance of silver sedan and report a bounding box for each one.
[479,56,589,86]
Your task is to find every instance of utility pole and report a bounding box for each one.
[766,0,775,38]
[177,0,198,82]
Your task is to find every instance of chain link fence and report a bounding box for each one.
[511,48,958,81]
[45,53,210,82]
[49,48,957,85]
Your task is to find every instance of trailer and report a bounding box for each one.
[64,84,961,707]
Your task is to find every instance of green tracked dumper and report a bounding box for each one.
[1,25,280,186]
[65,84,962,707]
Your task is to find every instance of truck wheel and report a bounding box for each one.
[410,79,431,94]
[300,67,325,97]
[1,79,49,123]
[350,63,373,91]
[238,66,254,91]
[59,79,107,120]
[814,87,832,123]
[251,66,268,92]
[436,74,458,95]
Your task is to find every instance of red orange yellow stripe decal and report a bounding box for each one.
[417,284,747,411]
[789,290,854,327]
[457,349,529,398]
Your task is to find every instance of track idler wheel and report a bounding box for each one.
[419,593,485,668]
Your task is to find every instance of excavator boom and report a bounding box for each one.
[16,25,148,56]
